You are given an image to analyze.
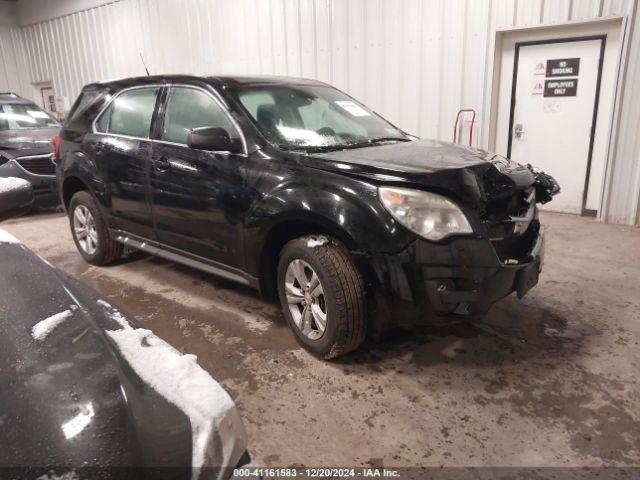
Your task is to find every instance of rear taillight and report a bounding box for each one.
[52,134,61,162]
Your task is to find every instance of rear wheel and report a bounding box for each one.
[69,191,123,265]
[277,235,366,359]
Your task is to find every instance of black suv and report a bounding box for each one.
[56,75,558,359]
[0,92,60,206]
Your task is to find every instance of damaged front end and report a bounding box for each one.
[363,156,560,328]
[528,163,561,204]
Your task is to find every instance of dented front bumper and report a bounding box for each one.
[364,220,545,326]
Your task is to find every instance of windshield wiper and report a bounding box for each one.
[295,136,411,153]
[335,136,411,150]
[297,145,347,153]
[278,136,411,154]
[369,136,412,144]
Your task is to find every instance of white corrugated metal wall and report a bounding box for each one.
[0,0,638,224]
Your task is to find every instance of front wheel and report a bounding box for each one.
[277,235,366,359]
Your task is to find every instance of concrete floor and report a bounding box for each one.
[3,211,640,469]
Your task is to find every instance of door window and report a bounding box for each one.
[96,87,159,138]
[161,87,239,145]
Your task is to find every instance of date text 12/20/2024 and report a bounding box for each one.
[233,468,401,478]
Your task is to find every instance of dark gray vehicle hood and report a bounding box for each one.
[0,127,59,158]
[0,230,245,478]
[309,138,507,173]
[300,138,545,203]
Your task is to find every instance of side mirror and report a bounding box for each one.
[187,126,242,153]
[0,177,34,222]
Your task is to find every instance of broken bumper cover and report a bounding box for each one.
[366,221,545,324]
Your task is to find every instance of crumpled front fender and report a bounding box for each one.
[527,164,561,204]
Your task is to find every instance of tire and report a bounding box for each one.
[277,235,366,359]
[68,191,123,265]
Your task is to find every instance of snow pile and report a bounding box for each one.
[0,227,21,244]
[32,306,77,341]
[0,176,30,194]
[307,235,329,248]
[98,301,235,476]
[97,299,129,328]
[36,471,79,480]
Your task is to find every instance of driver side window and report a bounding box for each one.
[161,87,239,145]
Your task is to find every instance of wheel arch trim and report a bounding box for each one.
[61,174,93,211]
[254,212,359,298]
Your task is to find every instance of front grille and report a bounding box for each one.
[484,187,534,222]
[483,186,538,264]
[15,154,55,176]
[491,220,539,263]
[483,187,535,238]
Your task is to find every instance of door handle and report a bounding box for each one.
[514,123,524,139]
[153,156,170,172]
[167,158,198,173]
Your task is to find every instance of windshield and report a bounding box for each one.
[0,103,60,131]
[230,85,407,151]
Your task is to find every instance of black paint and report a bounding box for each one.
[57,74,557,331]
[0,236,250,474]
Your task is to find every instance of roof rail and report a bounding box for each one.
[0,92,20,97]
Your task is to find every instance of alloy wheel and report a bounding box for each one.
[284,259,327,340]
[73,204,98,255]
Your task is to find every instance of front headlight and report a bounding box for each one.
[378,186,472,241]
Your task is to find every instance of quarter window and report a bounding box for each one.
[95,87,159,138]
[161,87,239,145]
[68,90,102,123]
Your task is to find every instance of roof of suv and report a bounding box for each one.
[83,74,328,91]
[0,92,34,104]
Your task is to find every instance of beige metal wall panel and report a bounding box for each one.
[0,0,636,224]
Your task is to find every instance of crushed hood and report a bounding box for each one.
[299,138,538,204]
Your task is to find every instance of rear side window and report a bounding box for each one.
[161,87,238,144]
[67,90,101,124]
[96,87,159,138]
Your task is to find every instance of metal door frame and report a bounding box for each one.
[507,35,606,216]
